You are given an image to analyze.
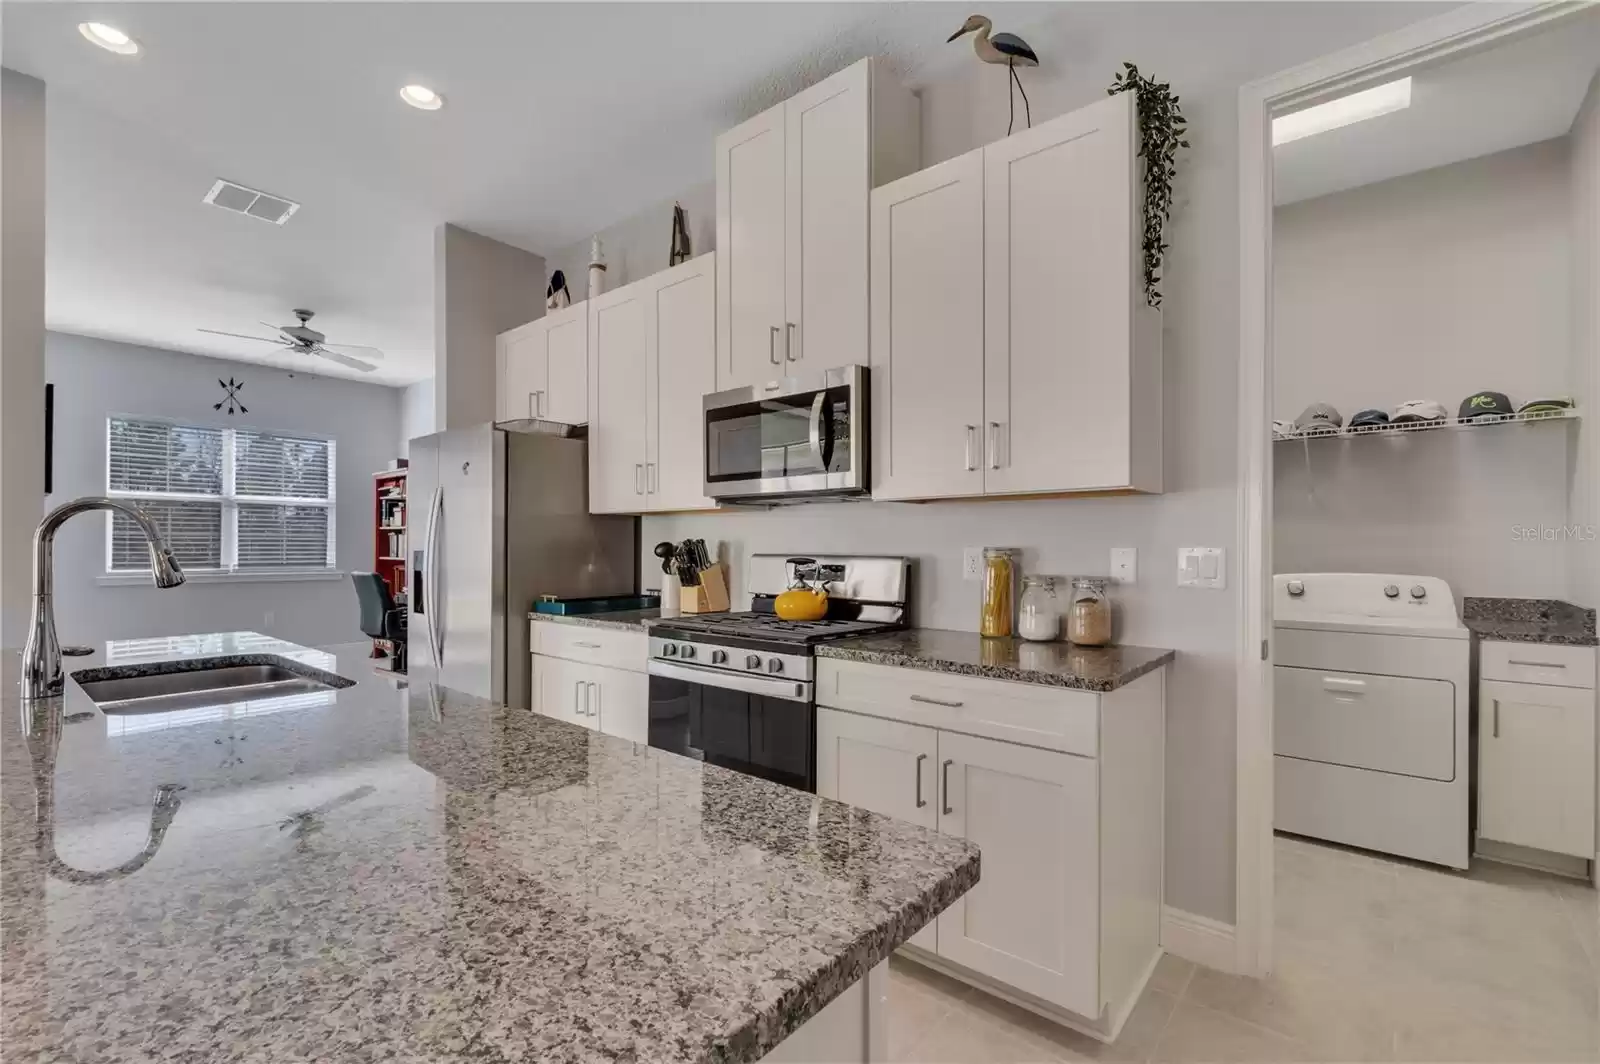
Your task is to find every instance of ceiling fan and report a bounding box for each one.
[199,309,384,373]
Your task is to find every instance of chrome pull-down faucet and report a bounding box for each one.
[20,496,186,701]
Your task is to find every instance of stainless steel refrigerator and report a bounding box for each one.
[407,423,637,707]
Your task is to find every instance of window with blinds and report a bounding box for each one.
[106,416,336,574]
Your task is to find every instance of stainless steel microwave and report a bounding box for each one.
[703,365,869,502]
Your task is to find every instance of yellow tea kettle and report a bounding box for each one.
[774,557,829,621]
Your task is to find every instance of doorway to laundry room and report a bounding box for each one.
[1247,6,1599,1060]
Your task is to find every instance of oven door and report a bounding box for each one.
[647,659,816,792]
[703,365,867,500]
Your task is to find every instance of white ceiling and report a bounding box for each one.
[1273,8,1600,205]
[2,1,1059,386]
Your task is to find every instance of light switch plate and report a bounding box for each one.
[1177,547,1226,589]
[1110,547,1137,584]
[963,547,984,581]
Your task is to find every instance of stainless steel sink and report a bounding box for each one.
[74,661,352,714]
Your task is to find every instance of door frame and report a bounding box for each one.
[1233,0,1581,978]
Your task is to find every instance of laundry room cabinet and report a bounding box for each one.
[714,57,919,391]
[1476,642,1597,860]
[870,91,1162,501]
[588,253,719,514]
[496,301,588,425]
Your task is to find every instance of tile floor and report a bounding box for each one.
[889,834,1598,1062]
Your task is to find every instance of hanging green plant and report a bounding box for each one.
[1108,62,1188,309]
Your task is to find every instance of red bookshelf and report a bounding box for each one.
[373,469,408,600]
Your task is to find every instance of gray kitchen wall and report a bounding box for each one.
[397,377,435,457]
[45,331,401,648]
[1571,71,1600,611]
[612,2,1445,924]
[543,181,716,304]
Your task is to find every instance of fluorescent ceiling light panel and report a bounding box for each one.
[1273,77,1412,146]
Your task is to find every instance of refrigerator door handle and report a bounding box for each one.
[426,486,445,669]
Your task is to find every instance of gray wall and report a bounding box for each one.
[634,2,1442,924]
[398,378,435,457]
[433,223,544,430]
[544,181,716,304]
[45,331,401,648]
[1571,72,1600,610]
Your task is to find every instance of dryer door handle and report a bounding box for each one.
[1321,676,1367,694]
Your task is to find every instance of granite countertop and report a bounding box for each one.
[527,607,661,631]
[817,628,1176,692]
[1462,597,1598,647]
[1,633,978,1063]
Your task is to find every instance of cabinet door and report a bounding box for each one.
[936,731,1099,1017]
[500,320,548,421]
[647,254,718,512]
[543,303,589,425]
[870,149,986,501]
[817,708,940,951]
[533,654,597,729]
[784,59,870,371]
[716,106,788,390]
[983,91,1137,495]
[1478,680,1596,858]
[587,284,650,514]
[594,663,649,745]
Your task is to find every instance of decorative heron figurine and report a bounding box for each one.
[948,13,1039,136]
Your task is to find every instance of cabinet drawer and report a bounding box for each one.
[529,622,647,672]
[1479,642,1595,689]
[816,658,1098,757]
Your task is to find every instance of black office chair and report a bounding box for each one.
[352,572,408,672]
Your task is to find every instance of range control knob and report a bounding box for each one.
[1383,584,1400,599]
[1410,585,1427,600]
[710,649,728,665]
[663,643,679,657]
[745,654,762,671]
[767,658,785,675]
[1286,580,1305,597]
[681,644,697,660]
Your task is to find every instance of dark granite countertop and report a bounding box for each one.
[1462,597,1598,647]
[526,607,661,631]
[1,634,978,1063]
[817,628,1175,692]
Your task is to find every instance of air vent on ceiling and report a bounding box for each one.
[202,179,300,225]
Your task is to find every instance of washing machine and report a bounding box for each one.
[1273,573,1471,869]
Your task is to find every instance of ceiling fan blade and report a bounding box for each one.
[198,328,286,345]
[311,346,378,372]
[321,342,385,359]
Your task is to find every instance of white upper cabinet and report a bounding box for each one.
[716,57,919,391]
[495,302,588,425]
[647,254,719,512]
[871,150,987,501]
[589,254,719,515]
[870,91,1161,501]
[588,284,650,514]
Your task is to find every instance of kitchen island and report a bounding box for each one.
[0,634,978,1063]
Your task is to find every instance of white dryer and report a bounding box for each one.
[1274,573,1470,869]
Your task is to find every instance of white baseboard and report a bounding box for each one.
[1160,905,1237,973]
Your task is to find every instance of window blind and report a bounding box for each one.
[106,416,335,574]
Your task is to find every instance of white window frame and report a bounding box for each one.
[100,415,343,585]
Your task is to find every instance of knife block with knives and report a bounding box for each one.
[672,537,730,614]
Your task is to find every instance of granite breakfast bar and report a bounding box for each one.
[0,634,979,1064]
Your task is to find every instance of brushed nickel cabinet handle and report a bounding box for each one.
[574,680,583,716]
[769,325,781,365]
[915,753,928,809]
[1508,659,1566,669]
[941,759,954,816]
[574,641,602,649]
[965,425,977,471]
[786,322,798,361]
[1493,701,1500,738]
[987,422,1001,469]
[635,464,645,495]
[910,694,964,708]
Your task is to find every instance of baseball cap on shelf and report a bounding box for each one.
[1518,397,1575,417]
[1458,391,1514,421]
[1293,403,1343,433]
[1391,399,1448,424]
[1347,409,1390,429]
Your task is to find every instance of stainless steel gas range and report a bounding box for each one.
[646,554,909,792]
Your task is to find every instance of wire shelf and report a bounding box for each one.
[1272,407,1578,442]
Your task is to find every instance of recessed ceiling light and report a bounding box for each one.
[1272,77,1412,146]
[399,84,444,111]
[78,22,139,56]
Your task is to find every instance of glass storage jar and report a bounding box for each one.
[1067,577,1113,646]
[1017,576,1060,642]
[979,548,1018,638]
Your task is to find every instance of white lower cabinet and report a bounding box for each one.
[1478,677,1596,859]
[816,658,1166,1037]
[532,653,650,745]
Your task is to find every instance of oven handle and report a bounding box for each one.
[648,659,812,703]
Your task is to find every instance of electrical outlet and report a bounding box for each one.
[263,610,275,629]
[962,547,985,581]
[1110,547,1137,584]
